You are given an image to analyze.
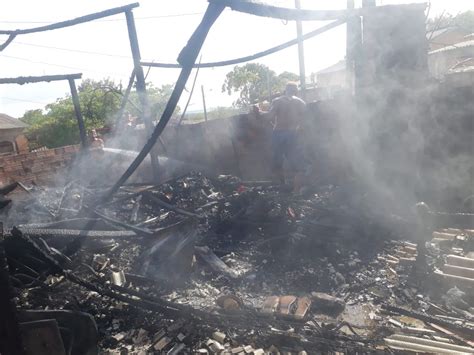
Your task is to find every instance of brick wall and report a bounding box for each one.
[0,145,80,186]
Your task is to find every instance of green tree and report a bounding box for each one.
[21,78,176,149]
[222,63,299,108]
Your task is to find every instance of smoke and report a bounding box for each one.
[303,8,473,217]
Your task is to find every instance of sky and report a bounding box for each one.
[0,0,472,118]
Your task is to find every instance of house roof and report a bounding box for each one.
[0,113,27,130]
[429,39,474,55]
[426,26,467,40]
[317,60,346,75]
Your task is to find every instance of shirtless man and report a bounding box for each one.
[90,129,104,150]
[267,82,306,191]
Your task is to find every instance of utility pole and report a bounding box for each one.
[295,0,306,100]
[201,85,208,122]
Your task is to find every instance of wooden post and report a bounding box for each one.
[201,85,208,122]
[68,78,88,149]
[125,9,160,181]
[295,0,306,99]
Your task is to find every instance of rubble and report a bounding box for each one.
[0,172,473,353]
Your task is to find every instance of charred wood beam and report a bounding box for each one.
[0,34,16,51]
[99,3,225,204]
[0,73,82,85]
[0,74,87,149]
[208,0,426,21]
[0,3,139,35]
[142,19,345,69]
[125,9,160,181]
[208,0,351,20]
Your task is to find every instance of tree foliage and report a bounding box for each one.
[222,63,299,108]
[21,78,175,149]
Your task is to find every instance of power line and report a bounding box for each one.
[0,12,204,25]
[0,54,82,70]
[13,41,132,59]
[0,96,48,105]
[0,54,131,78]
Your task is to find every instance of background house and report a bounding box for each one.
[427,26,471,51]
[428,36,474,78]
[0,113,29,155]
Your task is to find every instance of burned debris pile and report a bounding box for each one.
[1,173,473,354]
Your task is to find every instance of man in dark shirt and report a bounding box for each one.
[267,82,306,192]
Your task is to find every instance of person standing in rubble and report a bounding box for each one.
[267,82,306,192]
[90,129,104,150]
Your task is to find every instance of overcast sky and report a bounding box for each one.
[0,0,472,117]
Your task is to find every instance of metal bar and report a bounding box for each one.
[125,9,160,181]
[209,0,350,20]
[68,78,88,149]
[295,0,306,98]
[141,19,346,69]
[0,73,82,85]
[0,3,139,35]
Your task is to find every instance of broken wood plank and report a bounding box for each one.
[0,74,82,84]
